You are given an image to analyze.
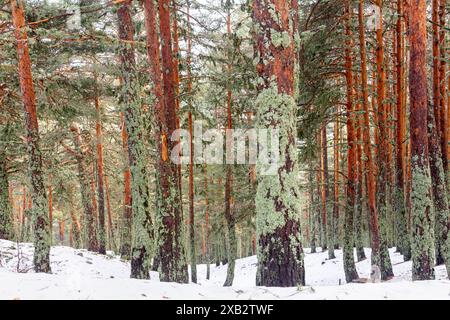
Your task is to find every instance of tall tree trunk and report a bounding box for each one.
[186,0,197,284]
[94,83,106,254]
[171,0,183,195]
[203,164,211,280]
[119,112,132,259]
[333,115,340,249]
[224,3,236,287]
[343,0,358,282]
[308,161,317,254]
[358,0,383,272]
[322,125,335,259]
[11,0,50,273]
[89,163,98,221]
[374,0,394,280]
[70,124,98,252]
[253,0,305,287]
[432,0,440,137]
[147,0,188,283]
[431,0,449,267]
[354,71,366,262]
[408,0,436,281]
[438,0,448,181]
[118,0,153,279]
[394,0,410,260]
[427,100,450,274]
[316,162,325,250]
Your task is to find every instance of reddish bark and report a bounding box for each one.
[104,175,114,250]
[95,86,106,254]
[146,0,188,283]
[358,0,381,268]
[343,0,358,282]
[408,0,435,280]
[11,0,50,272]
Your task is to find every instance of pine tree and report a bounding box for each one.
[117,0,153,279]
[408,0,436,281]
[342,0,358,283]
[253,0,305,287]
[11,0,51,273]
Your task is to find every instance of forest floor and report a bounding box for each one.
[0,239,449,300]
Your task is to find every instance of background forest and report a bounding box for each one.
[0,0,449,297]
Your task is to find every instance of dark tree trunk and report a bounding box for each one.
[119,112,132,260]
[223,3,236,287]
[343,0,358,283]
[374,0,394,281]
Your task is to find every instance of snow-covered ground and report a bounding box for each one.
[1,239,449,300]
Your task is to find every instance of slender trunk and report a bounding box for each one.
[316,162,325,250]
[354,71,367,261]
[358,0,382,271]
[11,0,50,272]
[70,124,98,252]
[186,0,197,284]
[408,0,435,280]
[343,0,358,282]
[171,0,183,197]
[48,183,52,242]
[333,114,340,250]
[224,5,236,287]
[374,0,394,280]
[95,84,106,255]
[253,0,305,287]
[322,125,335,259]
[394,0,410,260]
[104,175,115,252]
[308,161,317,254]
[119,112,132,259]
[203,164,211,280]
[89,163,98,220]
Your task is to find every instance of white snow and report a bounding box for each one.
[1,239,449,300]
